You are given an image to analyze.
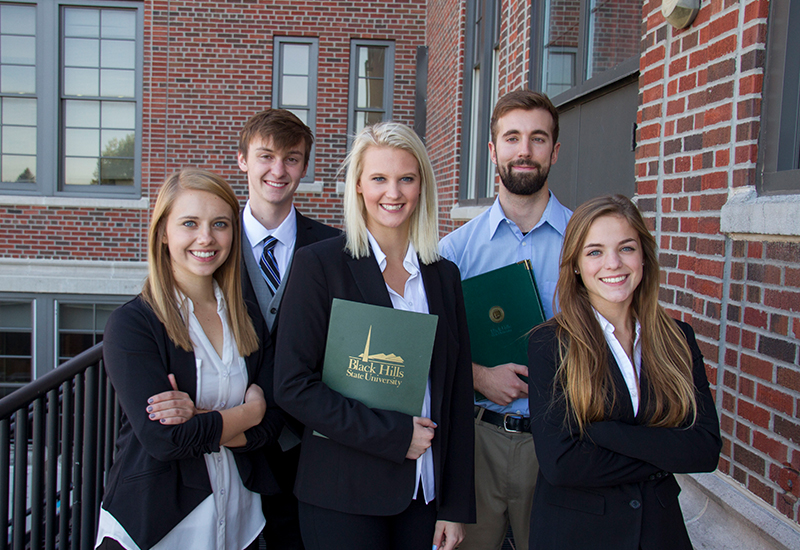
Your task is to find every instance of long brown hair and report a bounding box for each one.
[142,168,259,355]
[551,194,696,433]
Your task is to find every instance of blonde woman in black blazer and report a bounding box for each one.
[527,195,721,550]
[274,123,475,550]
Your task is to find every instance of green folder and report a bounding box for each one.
[320,298,439,419]
[461,261,546,397]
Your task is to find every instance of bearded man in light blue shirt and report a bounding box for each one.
[439,90,571,550]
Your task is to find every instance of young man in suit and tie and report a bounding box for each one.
[237,109,340,549]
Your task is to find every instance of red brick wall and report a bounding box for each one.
[1,0,426,261]
[427,0,466,236]
[637,0,800,522]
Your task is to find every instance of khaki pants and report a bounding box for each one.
[461,414,538,550]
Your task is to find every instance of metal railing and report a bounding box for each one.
[0,343,119,550]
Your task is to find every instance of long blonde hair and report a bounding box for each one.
[342,122,440,264]
[142,169,259,355]
[551,194,696,434]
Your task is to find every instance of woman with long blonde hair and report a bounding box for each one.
[96,169,282,550]
[527,194,721,550]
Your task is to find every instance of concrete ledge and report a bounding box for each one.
[720,186,800,241]
[0,195,149,209]
[449,203,491,221]
[0,259,147,296]
[297,181,324,194]
[678,471,800,550]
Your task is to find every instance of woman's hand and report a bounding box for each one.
[433,520,464,550]
[146,374,199,425]
[406,416,436,459]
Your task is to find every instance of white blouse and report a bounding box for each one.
[367,232,435,505]
[95,283,264,550]
[594,309,643,416]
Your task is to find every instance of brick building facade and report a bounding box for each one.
[1,0,798,545]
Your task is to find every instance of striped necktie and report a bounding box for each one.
[259,235,281,295]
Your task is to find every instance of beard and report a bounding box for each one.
[497,159,550,196]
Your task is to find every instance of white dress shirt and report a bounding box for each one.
[243,201,297,278]
[594,309,643,415]
[367,231,435,505]
[95,283,264,550]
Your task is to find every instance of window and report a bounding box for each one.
[348,39,394,137]
[0,293,127,396]
[758,0,800,195]
[0,301,33,398]
[460,0,500,203]
[0,0,143,197]
[533,0,641,104]
[57,301,116,363]
[273,36,319,183]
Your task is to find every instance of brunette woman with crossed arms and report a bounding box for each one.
[527,195,721,549]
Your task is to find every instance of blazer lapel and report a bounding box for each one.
[347,251,393,308]
[606,348,637,422]
[420,261,447,422]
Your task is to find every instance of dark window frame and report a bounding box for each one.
[0,0,143,198]
[757,0,800,195]
[272,36,319,184]
[459,0,500,205]
[347,39,395,142]
[530,0,640,108]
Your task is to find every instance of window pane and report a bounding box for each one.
[59,332,94,359]
[587,0,642,79]
[0,65,35,94]
[0,301,32,386]
[3,97,36,125]
[99,158,133,186]
[281,75,309,106]
[0,5,36,35]
[60,303,95,329]
[101,129,134,157]
[289,108,308,124]
[282,44,309,75]
[64,156,99,185]
[65,99,100,127]
[65,37,99,68]
[1,35,35,65]
[357,77,384,109]
[357,47,385,78]
[101,101,135,129]
[65,128,99,156]
[2,155,35,182]
[546,51,576,97]
[101,10,136,40]
[101,40,135,69]
[2,125,35,155]
[354,111,383,135]
[64,67,99,96]
[64,8,100,38]
[100,68,134,97]
[543,0,579,95]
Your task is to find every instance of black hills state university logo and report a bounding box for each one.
[346,326,405,387]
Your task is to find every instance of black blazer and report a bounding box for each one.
[273,235,476,523]
[241,209,340,492]
[101,296,284,550]
[527,320,721,550]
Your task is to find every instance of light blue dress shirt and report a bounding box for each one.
[439,192,572,416]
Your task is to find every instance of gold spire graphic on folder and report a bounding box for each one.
[349,326,405,386]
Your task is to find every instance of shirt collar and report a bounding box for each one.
[593,308,642,343]
[366,230,420,275]
[488,191,569,240]
[175,280,226,316]
[243,201,297,248]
